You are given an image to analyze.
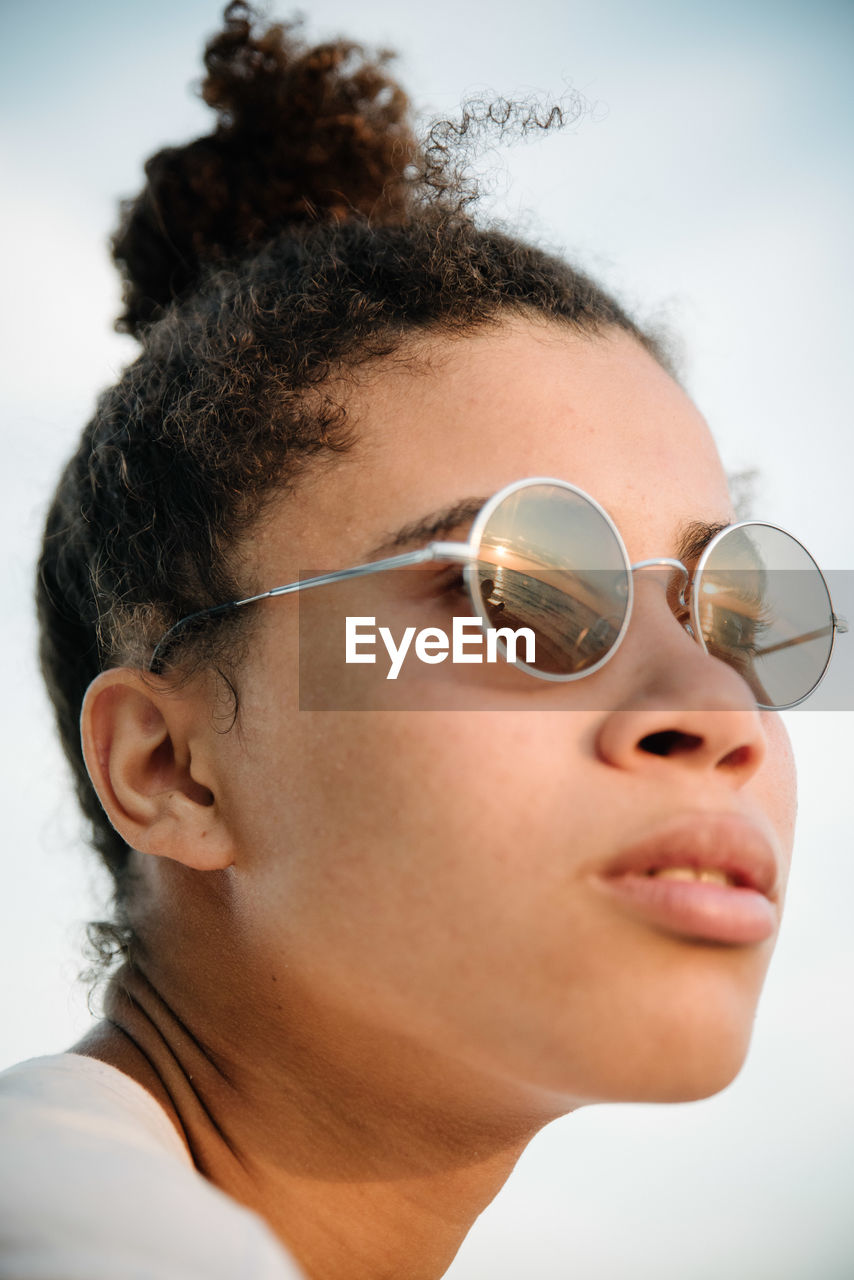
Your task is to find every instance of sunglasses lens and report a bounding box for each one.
[696,524,836,708]
[472,483,630,676]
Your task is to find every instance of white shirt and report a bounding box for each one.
[0,1052,306,1279]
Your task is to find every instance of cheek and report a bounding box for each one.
[244,711,604,1072]
[753,713,798,881]
[234,708,582,982]
[274,711,572,888]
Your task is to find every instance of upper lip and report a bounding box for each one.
[598,811,782,900]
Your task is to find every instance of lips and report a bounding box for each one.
[591,812,782,945]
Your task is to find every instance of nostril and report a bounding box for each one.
[719,743,752,770]
[639,729,703,757]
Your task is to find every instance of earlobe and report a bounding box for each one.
[80,668,235,871]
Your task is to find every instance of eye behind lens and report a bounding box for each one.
[473,480,632,680]
[696,522,837,708]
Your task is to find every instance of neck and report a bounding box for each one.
[72,962,565,1280]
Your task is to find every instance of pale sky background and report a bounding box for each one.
[2,1,853,1276]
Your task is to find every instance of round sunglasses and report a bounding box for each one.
[149,477,847,709]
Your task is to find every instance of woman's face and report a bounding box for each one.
[203,319,796,1110]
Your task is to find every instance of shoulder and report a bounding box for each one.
[0,1053,304,1279]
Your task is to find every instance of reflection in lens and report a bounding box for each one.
[696,524,836,708]
[474,483,630,676]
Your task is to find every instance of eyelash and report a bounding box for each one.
[434,566,468,601]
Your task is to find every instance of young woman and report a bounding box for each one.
[1,4,846,1278]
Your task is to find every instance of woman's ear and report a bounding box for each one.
[80,668,235,871]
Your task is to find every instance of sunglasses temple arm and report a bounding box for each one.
[259,544,469,599]
[149,542,474,672]
[754,619,846,657]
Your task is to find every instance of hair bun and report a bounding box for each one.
[112,1,419,335]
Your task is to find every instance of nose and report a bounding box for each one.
[595,575,767,787]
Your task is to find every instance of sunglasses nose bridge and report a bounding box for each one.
[630,558,690,609]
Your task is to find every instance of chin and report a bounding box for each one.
[598,943,771,1104]
[586,1001,759,1106]
[628,1045,752,1105]
[548,1038,754,1110]
[515,971,766,1108]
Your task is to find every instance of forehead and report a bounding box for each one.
[258,319,733,568]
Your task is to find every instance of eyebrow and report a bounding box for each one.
[365,498,489,558]
[674,519,731,563]
[366,498,731,563]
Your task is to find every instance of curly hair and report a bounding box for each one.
[36,1,663,979]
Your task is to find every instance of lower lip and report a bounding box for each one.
[593,873,777,944]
